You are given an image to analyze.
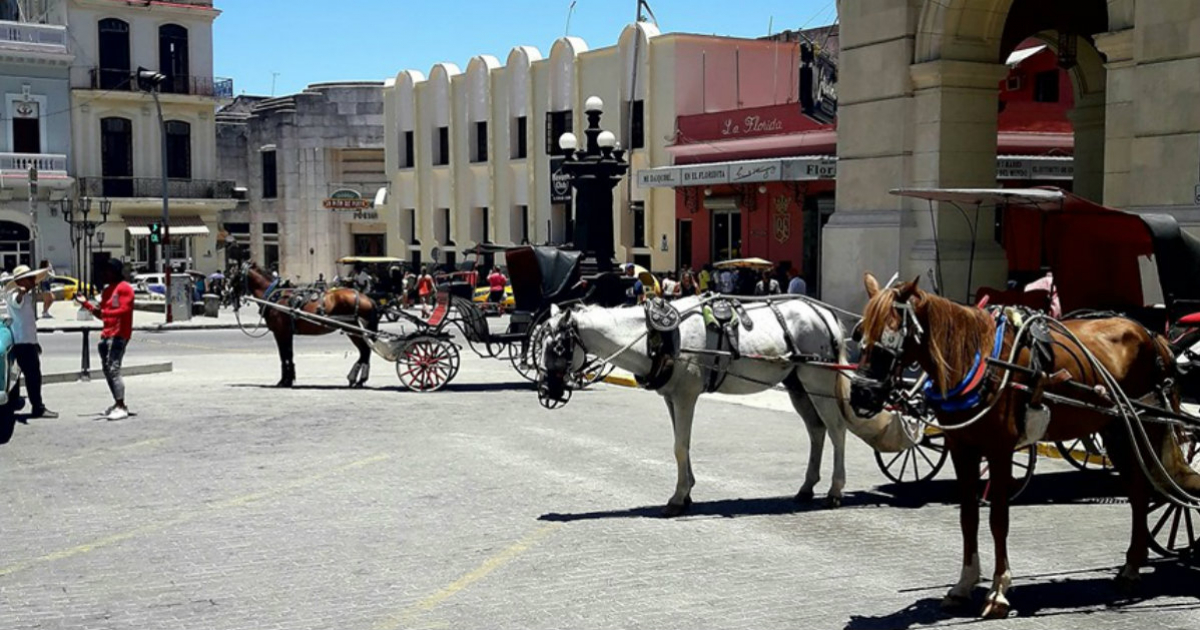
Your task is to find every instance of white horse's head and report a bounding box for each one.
[536,304,589,409]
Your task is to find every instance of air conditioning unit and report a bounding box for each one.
[1006,74,1024,91]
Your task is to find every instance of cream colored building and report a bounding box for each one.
[383,23,678,271]
[67,0,234,274]
[829,0,1198,309]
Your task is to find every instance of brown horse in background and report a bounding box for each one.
[851,273,1198,618]
[236,263,379,388]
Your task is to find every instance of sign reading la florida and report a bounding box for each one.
[721,115,784,137]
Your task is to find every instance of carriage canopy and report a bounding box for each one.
[504,246,582,313]
[891,187,1200,317]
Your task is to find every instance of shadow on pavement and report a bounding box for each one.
[539,490,906,522]
[844,561,1200,629]
[226,381,533,393]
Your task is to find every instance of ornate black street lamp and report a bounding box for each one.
[557,96,629,273]
[60,196,112,299]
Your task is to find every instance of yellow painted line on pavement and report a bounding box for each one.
[602,373,639,388]
[374,523,562,630]
[9,437,169,471]
[0,453,390,578]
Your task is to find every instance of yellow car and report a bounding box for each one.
[472,285,515,309]
[48,276,95,301]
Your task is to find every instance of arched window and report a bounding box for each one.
[159,24,190,94]
[98,18,131,90]
[165,120,191,179]
[0,0,20,22]
[101,117,133,196]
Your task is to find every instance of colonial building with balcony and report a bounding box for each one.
[66,0,234,274]
[0,0,74,272]
[216,84,386,281]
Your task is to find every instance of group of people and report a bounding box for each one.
[625,262,811,304]
[3,259,134,422]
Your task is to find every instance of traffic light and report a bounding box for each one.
[149,222,162,244]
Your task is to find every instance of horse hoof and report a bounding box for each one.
[276,380,294,388]
[661,501,690,518]
[980,601,1010,619]
[794,490,815,503]
[824,495,843,509]
[1114,573,1142,595]
[940,594,971,610]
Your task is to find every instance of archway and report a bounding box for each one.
[0,220,32,272]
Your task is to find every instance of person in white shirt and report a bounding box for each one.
[5,265,56,419]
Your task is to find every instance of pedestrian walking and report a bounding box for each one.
[754,270,781,296]
[698,264,712,292]
[5,265,56,419]
[787,268,808,296]
[417,267,436,318]
[75,259,134,421]
[487,266,508,315]
[38,260,55,319]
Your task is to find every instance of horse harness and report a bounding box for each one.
[636,296,831,394]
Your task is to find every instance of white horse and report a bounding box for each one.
[539,295,914,516]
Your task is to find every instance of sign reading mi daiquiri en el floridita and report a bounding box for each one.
[323,189,379,221]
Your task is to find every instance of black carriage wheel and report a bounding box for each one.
[385,308,401,323]
[979,444,1037,505]
[874,426,948,484]
[1148,431,1200,560]
[396,337,460,392]
[1055,434,1113,473]
[512,325,550,383]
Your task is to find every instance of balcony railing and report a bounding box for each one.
[0,22,68,54]
[75,68,234,98]
[0,152,68,173]
[78,177,235,200]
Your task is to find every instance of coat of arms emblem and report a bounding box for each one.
[773,195,791,244]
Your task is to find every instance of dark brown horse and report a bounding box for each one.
[851,273,1199,618]
[235,263,379,388]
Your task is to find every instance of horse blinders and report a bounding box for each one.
[537,310,582,409]
[850,299,923,418]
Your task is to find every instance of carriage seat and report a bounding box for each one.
[427,291,451,327]
[976,287,1051,313]
[1179,312,1200,325]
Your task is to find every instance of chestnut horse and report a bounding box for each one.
[235,263,379,388]
[851,273,1198,618]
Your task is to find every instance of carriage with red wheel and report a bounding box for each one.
[871,187,1200,561]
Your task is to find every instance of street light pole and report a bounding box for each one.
[139,68,172,323]
[557,96,629,273]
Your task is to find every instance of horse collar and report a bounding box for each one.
[923,314,1006,413]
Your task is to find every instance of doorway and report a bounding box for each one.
[159,24,190,94]
[98,19,131,90]
[101,117,133,197]
[711,209,742,262]
[353,234,385,257]
[676,219,692,271]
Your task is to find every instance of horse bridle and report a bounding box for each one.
[850,293,924,416]
[537,309,583,410]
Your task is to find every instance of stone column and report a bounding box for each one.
[822,0,918,309]
[1067,93,1106,202]
[905,59,1009,303]
[1094,28,1134,208]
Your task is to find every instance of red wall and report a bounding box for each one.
[676,180,835,271]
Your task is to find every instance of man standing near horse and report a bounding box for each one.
[75,259,134,421]
[5,265,56,419]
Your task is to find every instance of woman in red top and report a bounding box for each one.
[416,267,436,318]
[74,259,134,420]
[487,267,507,315]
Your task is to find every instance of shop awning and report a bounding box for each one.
[637,156,836,188]
[123,215,211,237]
[1005,45,1047,67]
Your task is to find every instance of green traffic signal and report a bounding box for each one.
[149,222,162,244]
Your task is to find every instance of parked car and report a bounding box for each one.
[472,284,515,309]
[47,275,95,301]
[133,272,206,301]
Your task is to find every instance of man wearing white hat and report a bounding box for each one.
[5,264,57,419]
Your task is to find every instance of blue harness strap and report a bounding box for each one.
[924,315,1006,413]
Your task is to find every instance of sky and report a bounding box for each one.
[213,0,835,97]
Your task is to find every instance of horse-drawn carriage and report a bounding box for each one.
[854,187,1200,590]
[234,244,624,393]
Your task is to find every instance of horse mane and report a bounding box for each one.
[862,287,995,396]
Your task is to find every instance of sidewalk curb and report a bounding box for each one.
[37,322,244,334]
[599,370,1094,466]
[42,362,173,385]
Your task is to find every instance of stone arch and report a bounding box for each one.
[618,22,657,102]
[914,0,1125,64]
[548,36,587,112]
[426,63,459,128]
[393,69,424,133]
[464,55,498,123]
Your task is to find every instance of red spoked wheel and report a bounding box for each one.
[1148,429,1200,560]
[395,336,460,392]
